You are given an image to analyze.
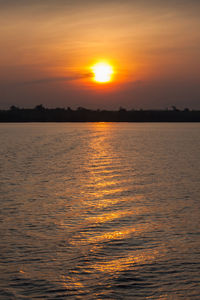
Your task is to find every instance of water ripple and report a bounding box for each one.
[0,123,200,299]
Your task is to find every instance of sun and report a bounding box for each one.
[91,62,114,83]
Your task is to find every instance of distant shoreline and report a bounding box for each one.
[1,106,200,122]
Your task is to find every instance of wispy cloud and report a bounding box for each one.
[24,73,92,85]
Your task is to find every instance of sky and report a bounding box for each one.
[0,0,200,109]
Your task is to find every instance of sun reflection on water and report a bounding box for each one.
[92,249,159,273]
[86,210,133,224]
[60,123,165,296]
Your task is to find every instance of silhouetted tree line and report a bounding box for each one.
[0,105,200,122]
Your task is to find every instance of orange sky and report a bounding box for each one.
[0,0,200,109]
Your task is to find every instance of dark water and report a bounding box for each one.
[0,123,200,299]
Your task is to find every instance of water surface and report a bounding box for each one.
[0,123,200,299]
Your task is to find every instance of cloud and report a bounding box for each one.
[23,73,92,85]
[1,0,199,7]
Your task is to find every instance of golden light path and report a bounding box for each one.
[91,62,114,83]
[60,123,166,295]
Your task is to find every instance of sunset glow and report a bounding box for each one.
[0,1,200,109]
[92,62,114,83]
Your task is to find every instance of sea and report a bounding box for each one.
[0,123,200,299]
